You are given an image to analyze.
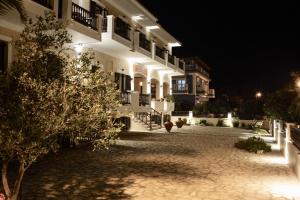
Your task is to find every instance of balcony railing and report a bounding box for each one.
[196,87,206,95]
[208,89,215,98]
[72,3,97,30]
[139,94,150,106]
[32,0,52,9]
[102,17,108,32]
[139,33,151,52]
[172,84,188,93]
[185,64,209,77]
[155,46,165,60]
[119,91,131,105]
[114,17,131,41]
[168,54,175,65]
[179,60,184,70]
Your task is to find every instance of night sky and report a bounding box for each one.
[138,1,300,98]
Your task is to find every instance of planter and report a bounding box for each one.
[164,120,173,133]
[256,150,264,154]
[175,118,184,128]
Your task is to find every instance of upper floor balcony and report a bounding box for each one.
[208,89,215,98]
[185,64,210,78]
[178,60,185,71]
[168,54,175,67]
[32,0,52,9]
[71,2,98,31]
[102,15,133,48]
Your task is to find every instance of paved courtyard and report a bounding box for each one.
[15,126,300,199]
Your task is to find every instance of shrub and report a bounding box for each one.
[216,119,224,127]
[235,137,271,153]
[241,122,246,128]
[233,120,240,127]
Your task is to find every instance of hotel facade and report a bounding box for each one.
[0,0,185,131]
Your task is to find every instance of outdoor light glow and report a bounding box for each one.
[74,44,83,53]
[132,15,143,21]
[139,82,143,86]
[296,79,300,88]
[168,42,181,47]
[146,25,159,31]
[256,92,262,98]
[227,112,233,127]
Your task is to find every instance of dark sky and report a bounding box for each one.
[138,0,300,98]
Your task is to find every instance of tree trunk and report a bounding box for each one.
[2,160,11,198]
[2,161,26,200]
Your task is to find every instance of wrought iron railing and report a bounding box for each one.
[119,91,131,105]
[139,33,151,52]
[139,94,150,106]
[172,84,188,93]
[134,108,162,130]
[291,127,300,150]
[179,60,185,70]
[168,54,175,65]
[114,17,131,41]
[32,0,52,9]
[185,64,209,77]
[155,46,165,59]
[102,17,108,32]
[72,3,98,30]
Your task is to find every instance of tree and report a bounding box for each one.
[0,0,26,21]
[264,89,300,122]
[0,12,121,200]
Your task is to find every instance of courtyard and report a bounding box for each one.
[11,126,298,200]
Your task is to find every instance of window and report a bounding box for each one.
[0,40,8,73]
[177,80,186,91]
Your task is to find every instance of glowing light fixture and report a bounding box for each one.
[256,91,262,98]
[168,42,181,47]
[132,15,143,21]
[296,79,300,88]
[146,25,159,31]
[74,44,83,53]
[139,82,143,86]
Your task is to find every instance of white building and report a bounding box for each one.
[0,0,185,131]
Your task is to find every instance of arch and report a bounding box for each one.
[134,73,147,94]
[151,78,160,100]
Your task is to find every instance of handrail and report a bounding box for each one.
[155,46,165,59]
[139,33,151,52]
[114,17,131,41]
[72,3,97,30]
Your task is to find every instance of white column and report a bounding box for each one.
[159,73,164,99]
[169,75,173,95]
[128,61,134,91]
[147,69,152,94]
[284,123,295,164]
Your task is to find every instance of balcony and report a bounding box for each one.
[172,84,188,94]
[139,94,150,106]
[168,54,175,65]
[179,60,185,71]
[139,33,151,52]
[102,17,108,32]
[32,0,52,9]
[208,89,215,98]
[119,91,131,105]
[114,17,131,41]
[155,46,165,60]
[72,3,98,30]
[185,65,209,78]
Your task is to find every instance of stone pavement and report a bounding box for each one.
[12,126,300,199]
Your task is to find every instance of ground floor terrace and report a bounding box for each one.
[2,126,299,200]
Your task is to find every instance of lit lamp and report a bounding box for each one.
[296,79,300,89]
[256,92,262,98]
[139,82,143,94]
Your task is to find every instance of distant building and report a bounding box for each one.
[172,57,215,111]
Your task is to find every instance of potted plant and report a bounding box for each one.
[164,117,173,133]
[176,117,184,128]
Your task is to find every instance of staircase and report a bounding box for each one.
[134,108,162,131]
